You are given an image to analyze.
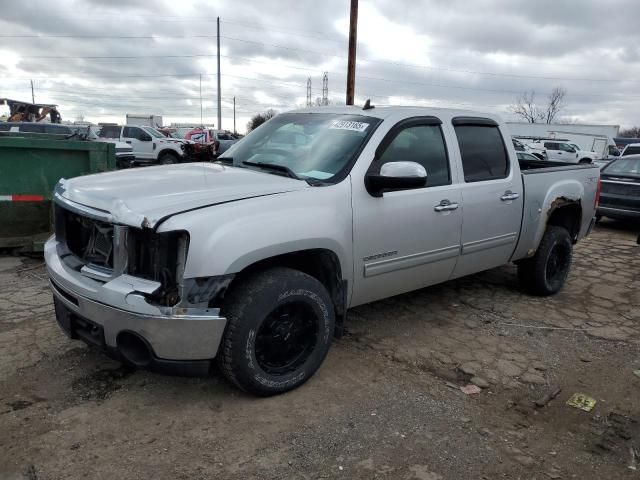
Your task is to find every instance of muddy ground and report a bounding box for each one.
[1,220,639,480]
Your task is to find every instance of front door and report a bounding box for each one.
[450,119,524,279]
[351,118,462,307]
[123,126,155,159]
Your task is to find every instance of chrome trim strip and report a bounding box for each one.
[364,245,460,278]
[601,180,640,185]
[462,232,518,255]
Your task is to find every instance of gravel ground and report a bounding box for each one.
[1,220,639,479]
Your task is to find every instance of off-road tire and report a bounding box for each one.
[217,267,335,396]
[159,152,178,165]
[518,225,573,296]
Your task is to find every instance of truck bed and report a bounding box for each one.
[511,159,600,261]
[518,158,596,173]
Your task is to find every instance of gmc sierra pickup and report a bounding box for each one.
[45,106,601,396]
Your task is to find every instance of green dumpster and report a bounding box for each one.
[0,135,116,251]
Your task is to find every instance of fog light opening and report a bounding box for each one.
[117,331,153,367]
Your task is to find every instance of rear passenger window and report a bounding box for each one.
[454,125,509,182]
[376,124,450,187]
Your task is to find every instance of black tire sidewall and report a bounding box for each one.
[223,269,334,395]
[540,227,572,294]
[159,153,177,164]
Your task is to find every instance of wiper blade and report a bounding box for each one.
[241,160,301,180]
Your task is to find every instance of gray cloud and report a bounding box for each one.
[1,0,640,129]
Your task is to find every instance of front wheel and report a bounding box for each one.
[518,226,573,296]
[218,267,335,396]
[159,152,178,165]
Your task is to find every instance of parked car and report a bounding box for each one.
[536,141,595,163]
[621,143,640,156]
[45,106,599,396]
[516,151,541,162]
[182,128,217,161]
[69,126,136,169]
[597,154,640,220]
[97,125,189,165]
[0,122,135,169]
[512,138,546,160]
[211,129,240,155]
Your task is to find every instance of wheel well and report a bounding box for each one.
[158,149,179,159]
[225,249,346,330]
[579,158,592,164]
[547,202,582,241]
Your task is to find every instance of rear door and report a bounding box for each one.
[123,126,154,159]
[450,117,524,279]
[351,117,463,306]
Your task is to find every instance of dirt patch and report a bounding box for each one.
[0,222,639,479]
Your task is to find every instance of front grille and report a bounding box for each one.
[60,207,114,269]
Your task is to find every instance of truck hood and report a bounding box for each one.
[57,163,308,229]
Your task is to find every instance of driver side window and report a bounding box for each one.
[124,126,145,140]
[376,124,450,187]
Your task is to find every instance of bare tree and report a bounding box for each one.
[619,126,640,138]
[246,109,277,132]
[543,87,567,124]
[509,87,567,124]
[509,90,541,123]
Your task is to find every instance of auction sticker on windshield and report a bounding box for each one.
[329,120,369,132]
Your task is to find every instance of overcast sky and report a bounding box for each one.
[1,0,639,131]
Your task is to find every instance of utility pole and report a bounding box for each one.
[306,77,312,107]
[346,0,358,105]
[217,16,222,130]
[322,72,329,106]
[30,79,35,103]
[199,74,203,127]
[233,96,236,134]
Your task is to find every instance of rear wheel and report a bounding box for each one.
[579,158,592,164]
[518,226,573,296]
[218,267,335,396]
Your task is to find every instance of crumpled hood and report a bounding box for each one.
[58,163,307,228]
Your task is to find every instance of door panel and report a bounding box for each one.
[451,121,523,279]
[123,126,154,159]
[351,119,462,307]
[352,186,462,306]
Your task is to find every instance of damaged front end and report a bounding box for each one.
[55,201,190,309]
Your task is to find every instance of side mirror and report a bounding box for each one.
[365,161,427,197]
[140,133,152,142]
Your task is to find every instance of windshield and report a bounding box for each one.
[219,113,380,182]
[143,126,165,138]
[602,156,640,177]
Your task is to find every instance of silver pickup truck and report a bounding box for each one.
[45,106,600,395]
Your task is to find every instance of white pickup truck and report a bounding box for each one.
[45,106,600,396]
[97,125,187,165]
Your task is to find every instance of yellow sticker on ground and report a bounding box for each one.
[566,393,597,412]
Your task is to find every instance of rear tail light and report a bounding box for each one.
[594,177,601,209]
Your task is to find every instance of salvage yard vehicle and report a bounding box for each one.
[45,106,600,396]
[97,124,187,165]
[596,154,640,220]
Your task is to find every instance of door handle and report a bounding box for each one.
[125,140,132,144]
[501,191,520,201]
[434,199,459,212]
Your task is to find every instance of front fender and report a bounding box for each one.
[158,181,353,283]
